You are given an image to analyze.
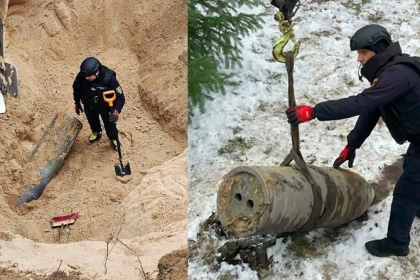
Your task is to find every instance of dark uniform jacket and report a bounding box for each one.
[72,66,125,113]
[313,42,420,148]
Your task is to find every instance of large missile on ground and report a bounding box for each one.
[16,113,83,207]
[217,165,375,238]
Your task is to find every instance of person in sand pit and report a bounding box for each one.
[72,56,125,150]
[285,24,420,258]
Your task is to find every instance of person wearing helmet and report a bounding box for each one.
[72,57,126,150]
[285,24,420,257]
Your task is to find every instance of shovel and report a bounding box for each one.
[114,136,131,176]
[103,90,131,177]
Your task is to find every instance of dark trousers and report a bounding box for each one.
[387,143,420,246]
[83,104,118,140]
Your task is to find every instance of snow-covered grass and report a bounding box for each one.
[188,0,420,279]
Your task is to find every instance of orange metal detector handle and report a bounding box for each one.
[103,90,116,107]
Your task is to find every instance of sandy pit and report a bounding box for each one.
[0,0,187,279]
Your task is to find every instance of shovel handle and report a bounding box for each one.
[103,90,116,107]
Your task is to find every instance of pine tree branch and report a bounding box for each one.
[188,0,265,119]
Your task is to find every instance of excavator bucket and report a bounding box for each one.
[0,0,18,113]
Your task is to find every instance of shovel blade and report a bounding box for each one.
[115,162,131,177]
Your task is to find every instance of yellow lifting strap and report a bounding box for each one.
[272,11,300,63]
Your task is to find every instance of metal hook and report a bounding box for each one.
[272,12,300,63]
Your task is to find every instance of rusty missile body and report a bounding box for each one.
[217,165,375,238]
[16,113,83,207]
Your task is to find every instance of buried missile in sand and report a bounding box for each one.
[216,165,375,238]
[16,113,83,207]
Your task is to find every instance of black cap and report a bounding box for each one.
[80,57,101,76]
[350,24,392,52]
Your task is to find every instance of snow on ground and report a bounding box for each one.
[188,0,420,279]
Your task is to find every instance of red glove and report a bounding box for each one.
[286,105,314,124]
[109,110,119,122]
[333,146,356,168]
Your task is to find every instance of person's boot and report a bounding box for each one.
[365,237,409,257]
[89,131,102,144]
[110,139,118,151]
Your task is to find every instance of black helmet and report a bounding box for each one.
[350,24,392,51]
[80,57,101,76]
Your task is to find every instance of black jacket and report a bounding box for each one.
[314,42,420,147]
[72,66,125,113]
